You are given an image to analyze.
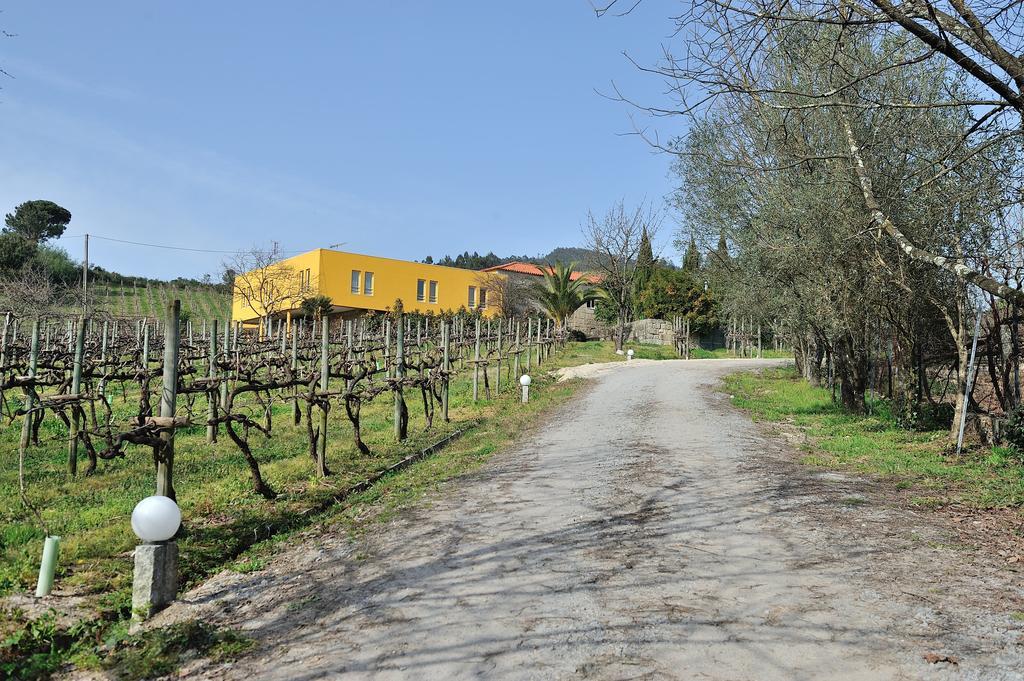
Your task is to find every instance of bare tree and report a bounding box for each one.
[224,245,306,329]
[476,270,534,318]
[0,265,69,319]
[582,201,661,350]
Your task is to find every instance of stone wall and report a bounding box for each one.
[569,310,676,346]
[627,318,676,345]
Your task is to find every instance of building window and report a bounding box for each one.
[586,298,597,309]
[479,288,488,309]
[351,270,361,294]
[416,279,426,302]
[299,268,312,291]
[429,280,438,303]
[468,286,477,308]
[363,271,374,295]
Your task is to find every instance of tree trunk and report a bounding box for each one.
[949,328,970,442]
[615,310,627,351]
[834,338,867,413]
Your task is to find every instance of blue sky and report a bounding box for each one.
[1,2,683,280]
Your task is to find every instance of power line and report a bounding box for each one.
[61,233,313,255]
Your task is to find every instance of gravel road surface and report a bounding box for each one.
[156,359,1024,680]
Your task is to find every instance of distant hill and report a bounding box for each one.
[538,247,601,269]
[424,246,605,271]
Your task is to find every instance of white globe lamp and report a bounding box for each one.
[131,496,181,543]
[627,349,634,361]
[520,374,532,403]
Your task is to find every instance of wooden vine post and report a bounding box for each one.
[442,320,450,422]
[472,318,481,402]
[291,322,300,426]
[19,321,40,499]
[394,302,408,441]
[537,318,543,365]
[156,300,179,499]
[513,320,521,379]
[495,321,502,393]
[221,319,230,413]
[317,316,330,477]
[525,318,532,372]
[207,319,218,444]
[68,318,86,476]
[0,312,10,369]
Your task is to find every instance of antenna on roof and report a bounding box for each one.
[329,242,346,249]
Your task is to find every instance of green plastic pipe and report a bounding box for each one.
[35,536,60,597]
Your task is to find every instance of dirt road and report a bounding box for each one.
[161,359,1024,680]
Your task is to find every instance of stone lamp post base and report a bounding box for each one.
[132,541,178,619]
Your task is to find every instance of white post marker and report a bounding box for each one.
[627,349,634,361]
[131,496,181,619]
[520,374,532,403]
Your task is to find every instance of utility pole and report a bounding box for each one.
[82,233,89,314]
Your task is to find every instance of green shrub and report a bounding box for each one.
[1002,404,1024,457]
[895,401,954,432]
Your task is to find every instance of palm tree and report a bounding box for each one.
[529,262,596,330]
[300,294,333,322]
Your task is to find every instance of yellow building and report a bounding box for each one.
[231,248,502,323]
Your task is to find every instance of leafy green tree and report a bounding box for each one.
[633,227,655,317]
[707,234,729,269]
[634,266,719,333]
[31,245,78,285]
[529,262,596,330]
[4,200,71,244]
[0,232,37,273]
[682,237,701,272]
[635,267,692,318]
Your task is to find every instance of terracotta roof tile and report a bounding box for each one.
[481,261,600,283]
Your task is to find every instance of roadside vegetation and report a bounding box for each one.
[725,368,1024,508]
[611,0,1024,462]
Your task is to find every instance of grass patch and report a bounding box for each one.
[1,339,621,675]
[626,343,679,360]
[0,609,72,680]
[100,620,253,681]
[80,284,232,320]
[723,367,1024,508]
